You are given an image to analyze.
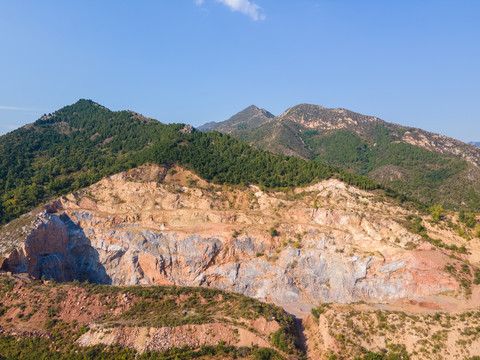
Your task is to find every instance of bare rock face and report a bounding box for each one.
[2,211,110,283]
[0,165,466,311]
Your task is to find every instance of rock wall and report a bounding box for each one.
[1,212,110,284]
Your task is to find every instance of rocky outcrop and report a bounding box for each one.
[0,165,466,311]
[1,211,110,284]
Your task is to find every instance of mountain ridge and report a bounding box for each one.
[0,99,388,226]
[200,104,480,210]
[1,100,480,360]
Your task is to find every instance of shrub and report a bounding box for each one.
[269,227,279,237]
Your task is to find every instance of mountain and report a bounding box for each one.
[470,141,480,147]
[0,99,384,225]
[202,104,480,211]
[198,105,275,133]
[1,100,480,359]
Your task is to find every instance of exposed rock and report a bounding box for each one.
[78,323,273,353]
[0,165,468,312]
[2,211,110,283]
[179,124,193,134]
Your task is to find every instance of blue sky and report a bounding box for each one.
[0,0,479,141]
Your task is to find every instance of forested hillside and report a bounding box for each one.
[0,100,384,225]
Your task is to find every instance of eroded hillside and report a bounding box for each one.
[0,274,296,359]
[304,303,480,359]
[1,165,479,312]
[1,165,480,359]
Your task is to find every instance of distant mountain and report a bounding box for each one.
[200,104,480,210]
[198,105,275,133]
[470,141,480,147]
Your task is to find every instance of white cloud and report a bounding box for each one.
[0,105,33,111]
[195,0,205,5]
[216,0,265,21]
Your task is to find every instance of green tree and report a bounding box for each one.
[430,204,444,222]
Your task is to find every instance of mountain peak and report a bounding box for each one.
[62,99,108,112]
[58,99,106,110]
[198,105,274,133]
[234,104,274,119]
[244,104,261,111]
[74,98,101,106]
[282,103,326,113]
[34,100,110,126]
[279,103,381,130]
[38,99,108,120]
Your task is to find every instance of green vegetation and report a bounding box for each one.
[430,204,444,222]
[0,277,301,357]
[85,284,295,332]
[315,304,480,359]
[0,336,283,360]
[102,285,300,355]
[0,100,386,225]
[0,277,14,296]
[459,209,478,228]
[352,349,410,360]
[270,325,299,355]
[403,215,468,254]
[269,227,279,237]
[311,303,330,319]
